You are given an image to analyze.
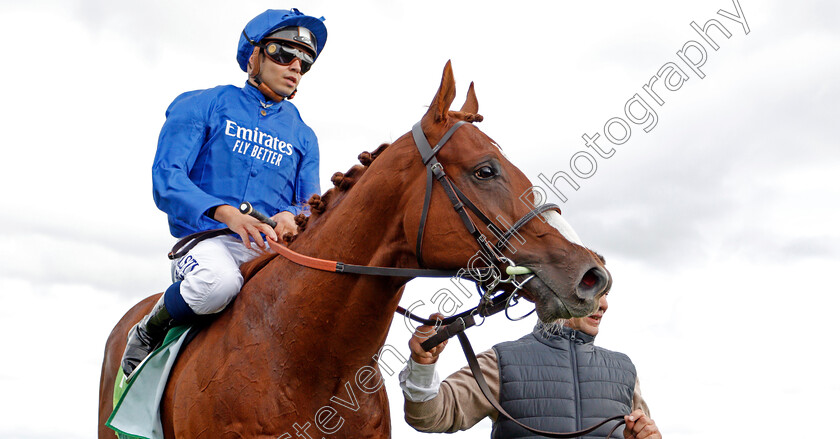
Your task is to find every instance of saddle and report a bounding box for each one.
[106,321,211,439]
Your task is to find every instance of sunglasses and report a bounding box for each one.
[259,40,315,74]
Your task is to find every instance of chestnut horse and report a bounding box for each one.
[98,62,611,438]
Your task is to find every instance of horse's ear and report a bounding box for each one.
[424,60,457,125]
[460,82,479,114]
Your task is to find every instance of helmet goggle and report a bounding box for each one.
[258,40,315,74]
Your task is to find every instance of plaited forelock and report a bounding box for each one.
[448,111,483,123]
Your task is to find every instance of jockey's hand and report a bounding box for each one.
[623,409,661,439]
[214,204,277,250]
[270,211,298,240]
[409,313,448,365]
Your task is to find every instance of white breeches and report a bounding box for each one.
[170,235,266,315]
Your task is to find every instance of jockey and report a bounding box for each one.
[120,8,328,378]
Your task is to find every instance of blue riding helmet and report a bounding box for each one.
[237,8,327,72]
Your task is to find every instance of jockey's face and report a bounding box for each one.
[248,47,305,98]
[565,294,608,337]
[263,53,302,98]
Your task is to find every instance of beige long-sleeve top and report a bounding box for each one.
[403,349,650,433]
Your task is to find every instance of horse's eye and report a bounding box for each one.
[474,166,496,180]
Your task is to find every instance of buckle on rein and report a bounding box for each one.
[419,261,536,352]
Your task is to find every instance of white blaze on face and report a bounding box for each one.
[541,210,584,246]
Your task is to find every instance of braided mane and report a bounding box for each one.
[293,142,391,241]
[239,143,390,281]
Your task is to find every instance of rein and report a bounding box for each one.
[169,210,475,279]
[167,120,624,438]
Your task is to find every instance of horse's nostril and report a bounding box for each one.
[581,270,598,288]
[578,267,607,298]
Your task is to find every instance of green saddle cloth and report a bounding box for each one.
[105,325,191,439]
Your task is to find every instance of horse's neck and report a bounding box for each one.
[252,189,412,373]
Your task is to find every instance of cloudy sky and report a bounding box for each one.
[1,1,837,438]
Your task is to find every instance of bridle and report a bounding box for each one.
[167,119,624,438]
[414,120,510,268]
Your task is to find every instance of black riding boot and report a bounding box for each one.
[121,295,175,377]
